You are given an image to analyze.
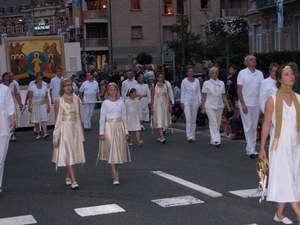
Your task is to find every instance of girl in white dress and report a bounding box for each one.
[28,72,50,140]
[150,73,171,143]
[52,78,85,190]
[260,64,300,224]
[125,88,143,146]
[98,82,130,185]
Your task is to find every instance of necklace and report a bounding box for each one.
[63,94,73,99]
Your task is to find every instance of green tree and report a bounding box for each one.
[167,18,203,66]
[136,52,153,65]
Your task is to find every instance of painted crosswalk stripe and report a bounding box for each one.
[229,188,267,198]
[152,195,204,208]
[74,204,125,217]
[152,171,222,197]
[0,215,37,225]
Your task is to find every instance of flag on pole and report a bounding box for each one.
[277,0,284,29]
[72,0,81,10]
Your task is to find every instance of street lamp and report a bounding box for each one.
[181,0,185,80]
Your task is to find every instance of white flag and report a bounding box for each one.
[277,0,284,29]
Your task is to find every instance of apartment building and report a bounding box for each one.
[247,0,300,53]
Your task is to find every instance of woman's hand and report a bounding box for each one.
[151,109,154,115]
[227,106,232,112]
[28,106,32,113]
[259,148,268,160]
[180,103,184,110]
[126,134,130,140]
[201,108,206,114]
[99,135,105,141]
[47,105,50,113]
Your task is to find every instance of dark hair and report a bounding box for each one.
[171,81,177,87]
[269,62,279,72]
[126,88,136,97]
[214,59,223,68]
[2,72,10,82]
[56,67,63,72]
[186,65,194,72]
[230,64,238,71]
[35,72,44,84]
[276,64,293,89]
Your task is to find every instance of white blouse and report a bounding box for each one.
[99,99,128,135]
[180,78,201,105]
[0,84,15,137]
[202,79,225,109]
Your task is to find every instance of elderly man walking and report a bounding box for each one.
[237,54,264,158]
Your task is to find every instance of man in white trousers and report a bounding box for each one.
[79,72,101,131]
[237,54,264,158]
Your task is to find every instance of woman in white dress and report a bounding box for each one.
[201,67,231,147]
[125,88,143,146]
[28,72,50,139]
[150,73,171,143]
[180,66,202,142]
[0,82,15,193]
[52,78,85,190]
[98,82,130,185]
[259,64,300,224]
[2,72,23,141]
[135,74,151,130]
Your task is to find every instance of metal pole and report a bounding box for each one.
[225,0,230,73]
[181,0,185,79]
[80,1,86,71]
[109,0,113,69]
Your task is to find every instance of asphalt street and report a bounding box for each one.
[0,109,294,225]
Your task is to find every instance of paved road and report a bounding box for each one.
[0,109,293,225]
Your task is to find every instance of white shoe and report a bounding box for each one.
[36,135,41,140]
[71,182,79,190]
[128,142,133,146]
[65,178,72,185]
[43,134,49,138]
[253,151,259,156]
[273,213,293,224]
[113,179,119,185]
[141,125,145,131]
[138,140,143,146]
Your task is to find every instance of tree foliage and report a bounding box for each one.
[136,52,153,65]
[167,18,203,66]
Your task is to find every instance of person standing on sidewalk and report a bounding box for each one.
[0,82,15,193]
[79,72,101,131]
[237,54,264,158]
[180,66,201,142]
[50,67,64,105]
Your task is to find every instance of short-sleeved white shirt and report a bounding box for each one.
[237,68,264,107]
[79,80,99,102]
[202,79,225,109]
[29,85,48,103]
[259,76,278,113]
[12,80,20,93]
[121,79,138,101]
[50,76,63,102]
[28,80,47,90]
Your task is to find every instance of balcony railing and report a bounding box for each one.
[220,8,248,18]
[256,0,276,7]
[80,38,108,47]
[81,10,108,20]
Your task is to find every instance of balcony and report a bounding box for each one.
[81,10,108,21]
[256,0,298,9]
[220,8,248,18]
[80,38,108,48]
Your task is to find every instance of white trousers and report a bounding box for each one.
[184,102,199,140]
[84,103,95,129]
[206,108,223,144]
[0,136,10,188]
[240,105,260,153]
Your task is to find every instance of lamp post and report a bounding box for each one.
[181,0,185,80]
[225,0,230,73]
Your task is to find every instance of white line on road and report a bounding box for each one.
[152,195,204,208]
[152,171,223,198]
[0,215,37,225]
[229,188,267,198]
[74,204,126,217]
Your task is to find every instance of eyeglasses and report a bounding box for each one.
[248,58,256,61]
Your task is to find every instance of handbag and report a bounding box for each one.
[256,157,269,203]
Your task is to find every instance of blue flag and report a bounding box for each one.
[72,0,81,10]
[276,0,283,29]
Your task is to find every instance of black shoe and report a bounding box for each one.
[231,135,241,140]
[249,154,255,159]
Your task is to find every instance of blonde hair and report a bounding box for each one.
[105,82,120,100]
[59,78,73,96]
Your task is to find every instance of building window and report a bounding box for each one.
[2,24,7,33]
[163,0,173,15]
[177,0,186,14]
[254,24,262,53]
[274,22,281,51]
[298,18,300,50]
[163,26,173,42]
[20,22,25,33]
[131,0,141,10]
[11,22,16,34]
[200,0,210,10]
[131,26,142,38]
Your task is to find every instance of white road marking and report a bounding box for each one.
[0,215,37,225]
[74,204,125,217]
[152,171,223,197]
[152,195,204,208]
[229,188,267,198]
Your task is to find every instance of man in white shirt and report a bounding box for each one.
[50,67,64,104]
[259,63,279,114]
[121,69,138,101]
[9,72,23,109]
[237,54,264,158]
[79,72,101,131]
